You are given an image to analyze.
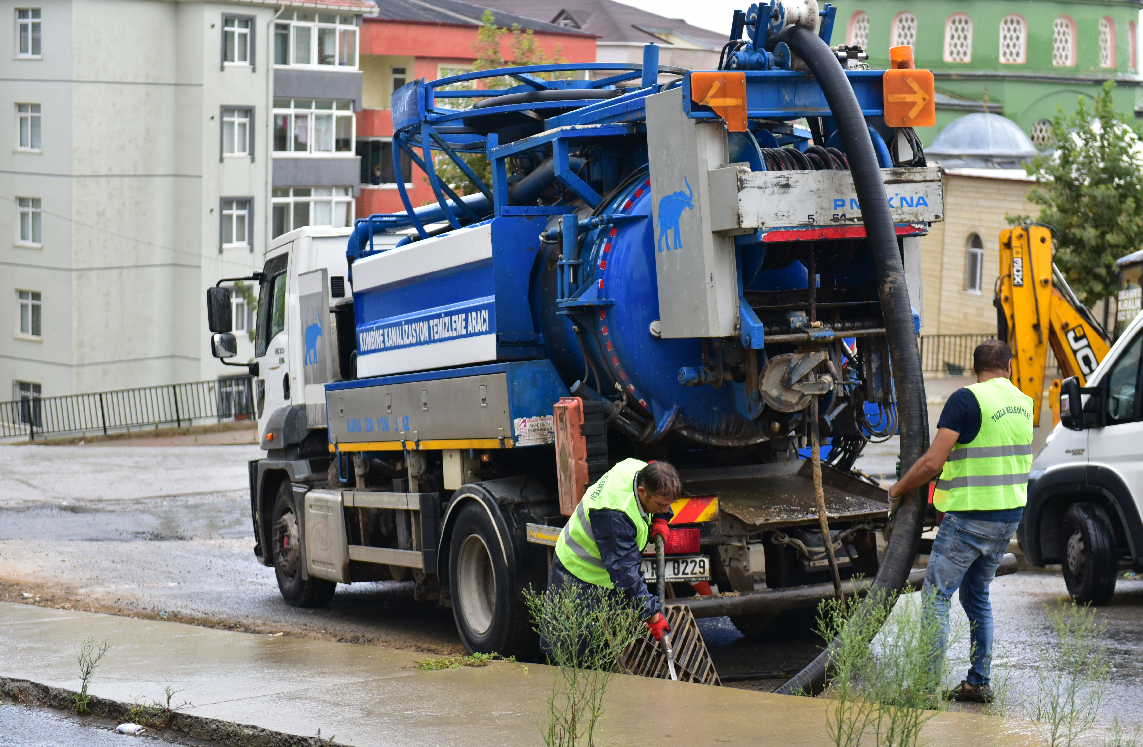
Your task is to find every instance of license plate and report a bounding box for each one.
[641,555,710,583]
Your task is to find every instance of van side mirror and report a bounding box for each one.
[211,332,237,359]
[207,287,232,333]
[1059,377,1083,431]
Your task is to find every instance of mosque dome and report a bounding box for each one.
[926,112,1040,169]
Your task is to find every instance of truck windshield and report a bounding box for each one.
[256,253,288,357]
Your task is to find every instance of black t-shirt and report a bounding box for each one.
[936,387,982,443]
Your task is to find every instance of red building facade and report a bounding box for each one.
[355,3,596,218]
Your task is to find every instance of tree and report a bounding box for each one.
[1017,82,1143,308]
[432,10,567,196]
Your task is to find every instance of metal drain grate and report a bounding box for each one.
[621,604,720,685]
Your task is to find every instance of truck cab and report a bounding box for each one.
[1021,310,1143,604]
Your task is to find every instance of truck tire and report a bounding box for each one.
[730,613,779,639]
[1061,502,1118,606]
[448,502,531,656]
[271,482,336,608]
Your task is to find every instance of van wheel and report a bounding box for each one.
[272,482,336,608]
[449,501,532,656]
[1061,503,1117,606]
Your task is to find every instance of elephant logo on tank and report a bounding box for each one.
[657,176,694,252]
[304,321,323,367]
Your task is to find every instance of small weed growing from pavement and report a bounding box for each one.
[1032,600,1110,747]
[524,583,644,747]
[129,686,191,730]
[73,637,111,713]
[314,728,336,745]
[816,587,954,747]
[1105,717,1142,747]
[418,652,515,670]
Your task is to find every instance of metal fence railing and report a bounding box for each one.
[919,334,1059,376]
[0,377,254,441]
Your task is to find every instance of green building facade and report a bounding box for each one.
[830,0,1143,144]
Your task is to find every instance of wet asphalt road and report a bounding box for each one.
[0,705,213,746]
[2,435,1142,728]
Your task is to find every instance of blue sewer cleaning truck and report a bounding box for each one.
[206,1,940,675]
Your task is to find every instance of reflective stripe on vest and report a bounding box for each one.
[932,377,1034,513]
[555,458,649,587]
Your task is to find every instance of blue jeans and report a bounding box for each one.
[922,513,1020,686]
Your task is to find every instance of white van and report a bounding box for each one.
[1020,311,1143,604]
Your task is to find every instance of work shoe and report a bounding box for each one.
[946,680,993,703]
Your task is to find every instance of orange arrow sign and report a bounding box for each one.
[882,69,935,127]
[887,77,930,119]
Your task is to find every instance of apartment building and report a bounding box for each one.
[1,0,370,404]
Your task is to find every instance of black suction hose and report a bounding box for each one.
[771,25,930,696]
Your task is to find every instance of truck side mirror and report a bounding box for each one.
[207,287,232,333]
[1059,377,1083,431]
[211,332,237,359]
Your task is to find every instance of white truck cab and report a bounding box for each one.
[1021,310,1143,604]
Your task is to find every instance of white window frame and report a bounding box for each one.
[16,103,40,152]
[943,13,973,63]
[221,106,253,158]
[17,289,41,339]
[1099,17,1116,69]
[271,187,354,239]
[391,66,407,96]
[223,15,252,66]
[273,13,358,70]
[232,293,249,332]
[221,198,252,251]
[999,14,1027,64]
[847,11,869,48]
[965,234,984,293]
[16,8,41,58]
[892,12,917,48]
[1053,17,1077,67]
[272,99,355,156]
[17,197,41,247]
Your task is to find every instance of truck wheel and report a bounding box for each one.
[730,613,779,639]
[1061,503,1118,606]
[449,502,531,656]
[271,482,336,608]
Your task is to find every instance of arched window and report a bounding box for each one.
[1030,119,1053,147]
[847,11,869,49]
[1053,17,1076,66]
[944,13,973,62]
[966,234,984,293]
[1099,17,1116,68]
[999,15,1026,64]
[893,12,917,48]
[1130,21,1137,71]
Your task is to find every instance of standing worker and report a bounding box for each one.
[549,459,681,646]
[888,340,1032,703]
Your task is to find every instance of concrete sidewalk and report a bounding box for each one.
[0,602,1036,747]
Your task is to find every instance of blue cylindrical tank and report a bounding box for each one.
[532,175,815,446]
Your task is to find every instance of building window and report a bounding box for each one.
[358,139,413,185]
[232,294,252,332]
[391,66,407,93]
[965,234,984,293]
[223,16,252,65]
[221,198,252,250]
[1053,17,1076,67]
[1130,21,1137,71]
[17,290,41,338]
[273,12,357,68]
[1030,119,1053,147]
[892,12,917,48]
[17,197,41,246]
[944,13,972,63]
[271,187,353,238]
[999,15,1026,64]
[222,107,252,156]
[17,8,41,57]
[273,99,354,155]
[17,103,40,151]
[1099,17,1115,68]
[14,381,41,427]
[847,11,869,48]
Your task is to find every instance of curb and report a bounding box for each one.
[0,677,346,747]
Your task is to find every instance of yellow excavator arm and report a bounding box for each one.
[996,225,1111,426]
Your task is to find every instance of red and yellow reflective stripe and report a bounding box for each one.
[669,495,718,524]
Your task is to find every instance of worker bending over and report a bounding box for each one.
[889,340,1032,703]
[549,459,680,645]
